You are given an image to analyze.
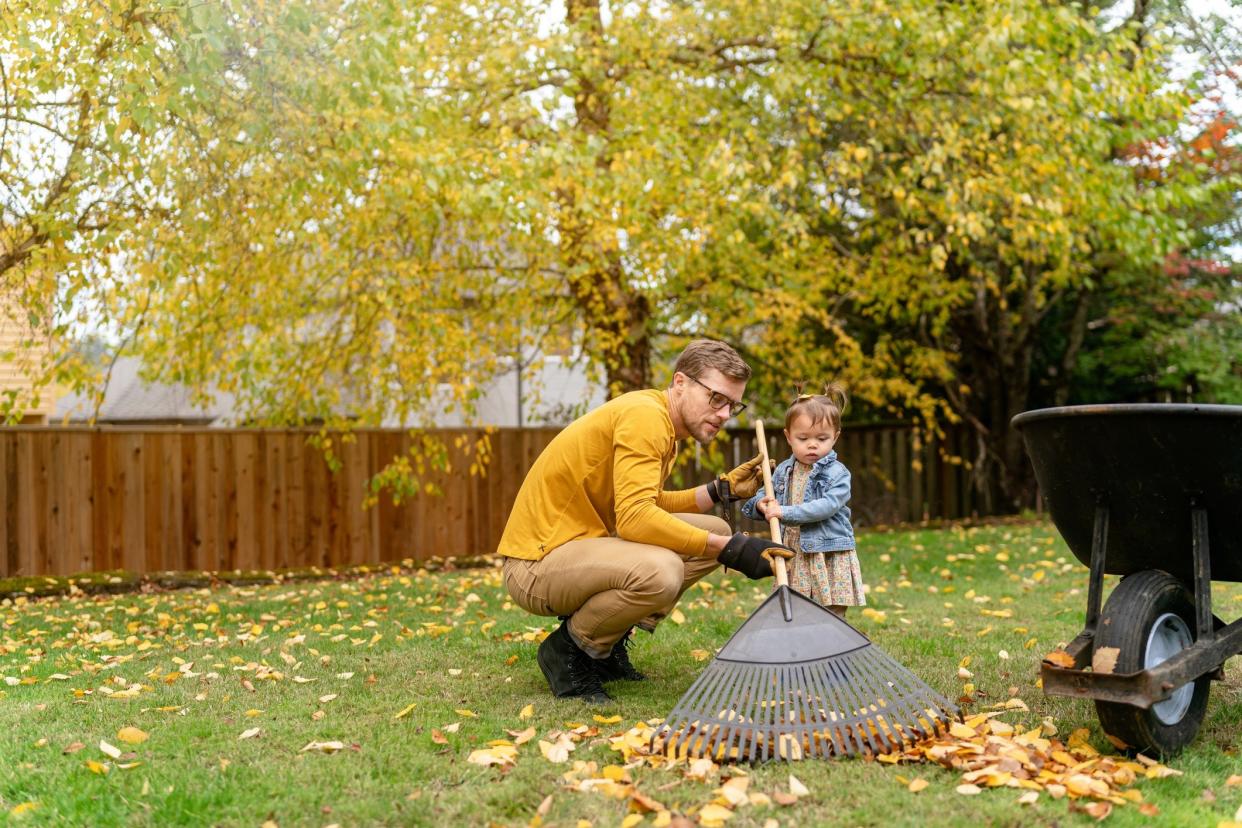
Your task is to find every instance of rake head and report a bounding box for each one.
[654,586,958,762]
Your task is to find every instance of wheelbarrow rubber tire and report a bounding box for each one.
[1093,569,1210,757]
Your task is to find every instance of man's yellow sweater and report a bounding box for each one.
[497,389,709,559]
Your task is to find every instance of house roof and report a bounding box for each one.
[55,357,237,424]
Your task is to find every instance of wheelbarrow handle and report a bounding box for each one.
[755,420,789,588]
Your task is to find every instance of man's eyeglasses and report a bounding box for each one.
[685,374,747,417]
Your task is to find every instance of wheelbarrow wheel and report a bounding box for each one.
[1094,570,1210,757]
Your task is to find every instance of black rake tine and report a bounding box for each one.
[809,658,848,756]
[793,664,820,758]
[864,645,938,739]
[717,663,756,760]
[805,661,845,756]
[854,649,930,749]
[825,654,873,756]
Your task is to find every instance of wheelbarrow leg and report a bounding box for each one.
[1191,506,1212,642]
[1190,506,1224,680]
[1084,505,1109,636]
[1058,506,1109,666]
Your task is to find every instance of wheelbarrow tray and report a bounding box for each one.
[1013,403,1242,583]
[1013,404,1242,712]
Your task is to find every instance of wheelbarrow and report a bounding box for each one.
[1012,403,1242,755]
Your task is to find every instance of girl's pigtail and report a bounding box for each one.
[822,382,848,415]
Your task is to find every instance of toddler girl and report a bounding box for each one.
[741,384,863,615]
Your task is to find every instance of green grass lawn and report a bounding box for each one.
[2,519,1240,827]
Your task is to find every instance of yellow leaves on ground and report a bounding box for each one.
[393,703,417,720]
[301,741,348,754]
[468,743,518,769]
[880,713,1183,811]
[508,727,536,746]
[539,733,578,764]
[1043,649,1077,669]
[520,704,535,720]
[116,727,148,744]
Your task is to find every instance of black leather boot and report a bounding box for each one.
[537,620,612,703]
[594,628,647,682]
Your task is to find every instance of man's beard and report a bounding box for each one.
[688,413,722,445]
[676,397,723,445]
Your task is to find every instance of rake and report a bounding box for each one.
[654,420,958,762]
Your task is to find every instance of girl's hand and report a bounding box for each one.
[758,496,782,519]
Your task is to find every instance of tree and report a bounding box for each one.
[0,0,194,416]
[694,1,1236,512]
[4,0,1233,510]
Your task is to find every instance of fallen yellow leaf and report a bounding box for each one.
[1044,649,1076,668]
[520,703,535,720]
[300,740,346,753]
[394,703,417,720]
[697,803,734,824]
[116,727,148,745]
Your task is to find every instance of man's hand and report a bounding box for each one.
[706,455,774,504]
[717,533,794,579]
[723,455,771,499]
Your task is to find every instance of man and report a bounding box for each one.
[497,339,792,702]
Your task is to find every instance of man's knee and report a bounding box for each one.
[632,555,685,603]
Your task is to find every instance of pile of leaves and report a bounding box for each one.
[458,706,1202,825]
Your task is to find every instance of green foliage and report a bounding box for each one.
[2,0,1236,505]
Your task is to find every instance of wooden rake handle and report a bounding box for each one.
[754,420,789,588]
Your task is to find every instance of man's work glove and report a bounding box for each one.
[717,533,794,580]
[706,455,772,503]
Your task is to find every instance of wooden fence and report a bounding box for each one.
[1,424,976,578]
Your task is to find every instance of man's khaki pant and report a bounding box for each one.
[502,513,730,659]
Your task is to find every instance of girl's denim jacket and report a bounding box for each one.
[740,451,855,552]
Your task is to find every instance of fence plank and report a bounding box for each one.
[1,434,13,576]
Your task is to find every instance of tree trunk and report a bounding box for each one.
[946,277,1041,514]
[561,0,653,394]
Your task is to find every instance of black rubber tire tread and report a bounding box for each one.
[1093,569,1211,757]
